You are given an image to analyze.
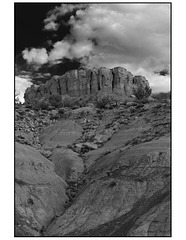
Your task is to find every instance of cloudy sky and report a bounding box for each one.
[15,3,170,102]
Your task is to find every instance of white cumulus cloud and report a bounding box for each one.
[43,3,87,31]
[48,41,71,62]
[22,48,49,65]
[44,21,59,31]
[15,76,33,103]
[68,4,170,72]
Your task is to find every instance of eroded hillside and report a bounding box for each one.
[15,94,171,236]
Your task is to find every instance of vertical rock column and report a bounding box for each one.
[112,67,134,97]
[98,67,113,94]
[87,68,99,95]
[78,69,89,96]
[59,75,68,95]
[66,70,80,97]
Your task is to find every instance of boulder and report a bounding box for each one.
[15,143,68,236]
[49,148,84,182]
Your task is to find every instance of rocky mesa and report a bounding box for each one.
[24,67,150,102]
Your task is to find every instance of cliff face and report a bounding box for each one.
[24,67,150,102]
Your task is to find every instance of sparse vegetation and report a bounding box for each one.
[151,92,171,102]
[49,94,62,108]
[95,95,118,109]
[38,100,50,110]
[61,97,75,108]
[133,85,152,100]
[58,108,65,114]
[31,98,50,110]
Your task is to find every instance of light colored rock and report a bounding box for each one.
[72,107,95,115]
[94,132,112,143]
[15,143,68,236]
[49,148,84,182]
[75,142,98,153]
[83,142,98,150]
[112,67,134,97]
[39,120,83,151]
[126,101,137,107]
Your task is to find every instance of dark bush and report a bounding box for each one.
[61,97,74,108]
[25,104,32,109]
[109,180,117,187]
[30,98,49,110]
[58,108,65,114]
[136,98,150,104]
[134,85,152,100]
[38,100,49,110]
[49,94,62,108]
[74,97,88,108]
[95,95,113,109]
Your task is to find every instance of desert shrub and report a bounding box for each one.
[38,100,49,110]
[58,108,65,114]
[61,97,75,108]
[74,97,88,108]
[133,85,152,100]
[30,99,39,110]
[136,98,150,104]
[25,103,32,109]
[30,98,49,110]
[49,94,62,108]
[95,95,116,109]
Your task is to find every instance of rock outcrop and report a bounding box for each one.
[15,143,68,236]
[24,67,150,102]
[49,148,84,182]
[46,136,170,236]
[39,120,83,151]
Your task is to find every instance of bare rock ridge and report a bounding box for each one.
[24,67,150,102]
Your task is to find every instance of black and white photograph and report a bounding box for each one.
[14,2,171,237]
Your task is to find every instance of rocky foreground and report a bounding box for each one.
[15,95,171,236]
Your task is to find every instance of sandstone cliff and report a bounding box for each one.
[24,67,150,102]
